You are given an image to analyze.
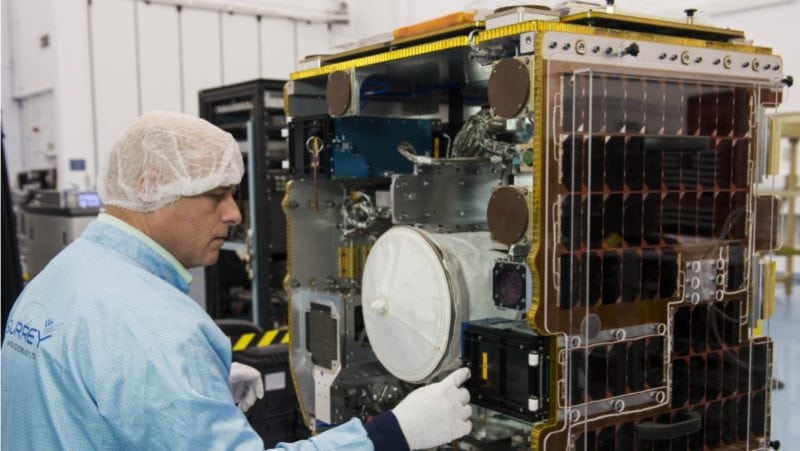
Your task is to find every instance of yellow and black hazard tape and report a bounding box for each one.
[228,329,290,351]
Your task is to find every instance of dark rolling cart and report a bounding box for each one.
[216,319,309,445]
[234,344,310,446]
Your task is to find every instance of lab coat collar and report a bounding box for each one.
[83,215,193,294]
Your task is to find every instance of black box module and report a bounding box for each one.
[233,345,309,446]
[462,318,551,422]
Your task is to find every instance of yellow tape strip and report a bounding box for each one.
[291,36,471,80]
[481,352,488,380]
[478,19,771,55]
[768,119,781,176]
[258,329,280,348]
[763,260,777,319]
[280,332,291,344]
[233,333,255,351]
[753,319,764,338]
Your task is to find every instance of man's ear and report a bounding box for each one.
[135,167,161,204]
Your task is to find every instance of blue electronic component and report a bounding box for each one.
[329,116,435,179]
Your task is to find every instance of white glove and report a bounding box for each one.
[393,367,473,450]
[229,362,264,412]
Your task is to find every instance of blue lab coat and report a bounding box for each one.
[2,215,387,450]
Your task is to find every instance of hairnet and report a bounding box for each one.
[98,111,244,212]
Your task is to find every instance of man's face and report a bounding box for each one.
[146,186,241,268]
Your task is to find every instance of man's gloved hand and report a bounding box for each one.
[229,362,264,412]
[393,367,472,450]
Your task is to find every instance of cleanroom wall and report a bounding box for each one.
[2,0,336,190]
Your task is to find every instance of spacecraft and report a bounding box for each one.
[282,3,790,449]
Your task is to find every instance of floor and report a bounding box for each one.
[767,275,799,448]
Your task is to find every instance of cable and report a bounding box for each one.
[451,109,519,160]
[396,141,497,165]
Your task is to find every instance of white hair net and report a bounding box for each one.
[98,111,244,212]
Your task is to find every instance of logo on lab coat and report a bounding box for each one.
[5,317,53,348]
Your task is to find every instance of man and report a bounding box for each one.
[1,111,472,450]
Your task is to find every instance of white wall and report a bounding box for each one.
[52,0,95,190]
[2,0,56,181]
[1,0,23,177]
[2,0,337,189]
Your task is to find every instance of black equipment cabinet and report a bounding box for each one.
[199,79,289,328]
[233,345,310,446]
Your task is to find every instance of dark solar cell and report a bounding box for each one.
[732,139,749,188]
[689,406,706,450]
[713,191,731,239]
[690,356,706,404]
[621,249,640,302]
[623,194,643,246]
[608,342,627,396]
[626,136,644,190]
[672,358,689,408]
[644,80,664,135]
[697,192,715,237]
[728,244,745,291]
[690,304,707,354]
[588,346,608,400]
[604,194,623,247]
[642,194,661,246]
[598,426,616,450]
[641,248,660,300]
[715,139,732,188]
[646,337,665,388]
[617,422,635,451]
[627,339,646,392]
[602,250,621,305]
[589,136,605,191]
[752,343,768,391]
[738,347,750,395]
[588,252,603,306]
[737,395,749,441]
[561,135,584,191]
[751,390,766,437]
[570,349,586,404]
[705,401,721,448]
[674,306,691,357]
[723,300,741,346]
[606,137,625,191]
[680,192,698,240]
[561,195,582,250]
[587,194,604,249]
[722,398,737,444]
[659,248,678,298]
[707,352,722,402]
[722,350,738,397]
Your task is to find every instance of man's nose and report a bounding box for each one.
[222,196,242,226]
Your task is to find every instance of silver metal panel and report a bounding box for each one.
[290,289,343,423]
[285,179,344,289]
[24,212,96,277]
[684,259,718,303]
[542,30,784,84]
[285,79,328,117]
[391,163,504,232]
